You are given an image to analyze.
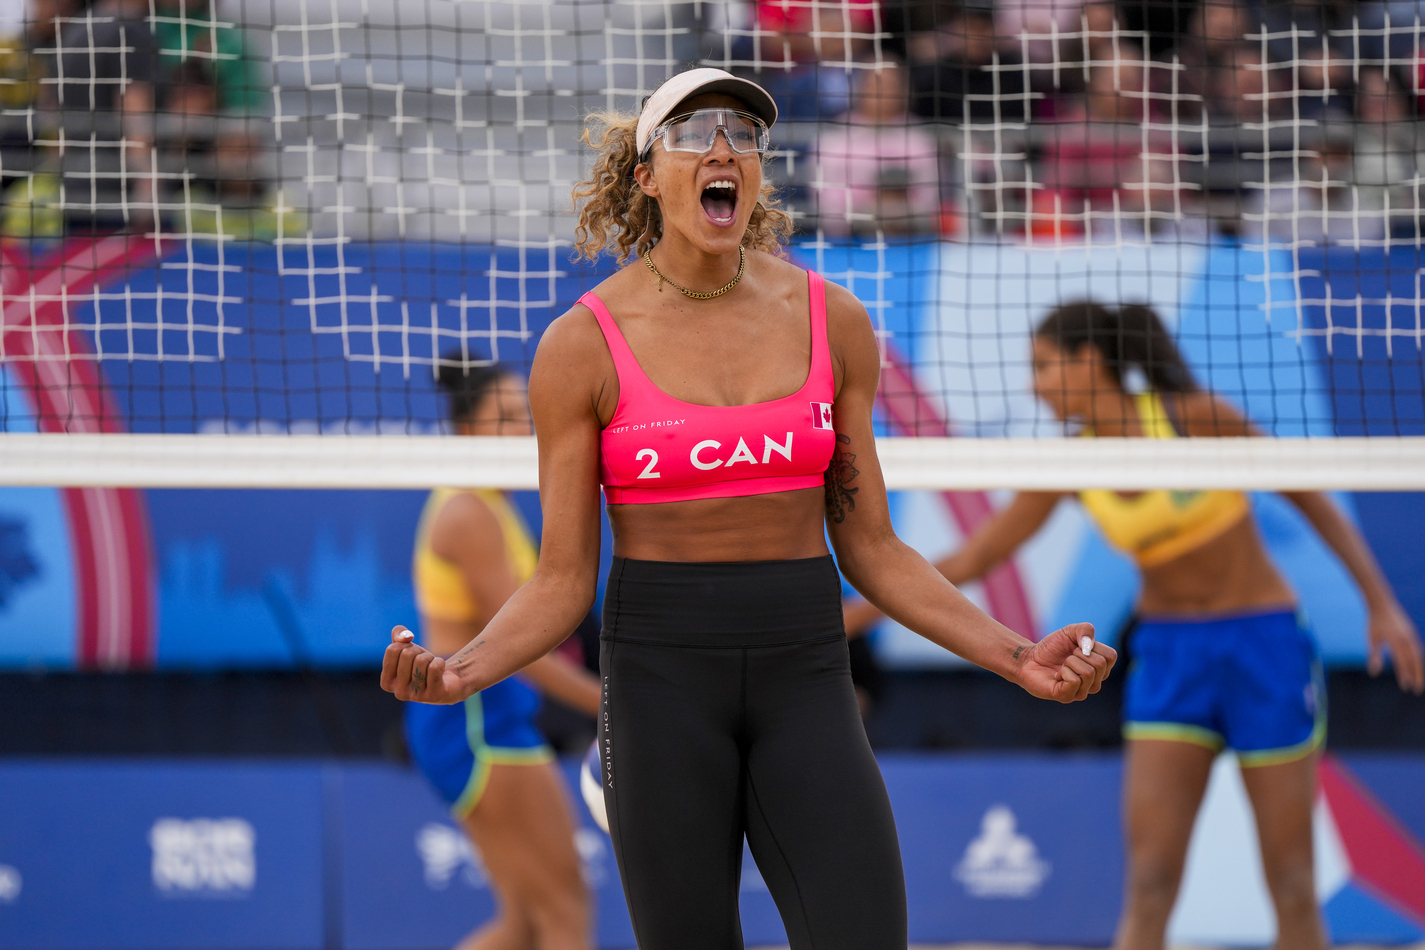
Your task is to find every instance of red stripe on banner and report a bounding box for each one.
[115,486,155,662]
[1319,755,1425,924]
[1,236,164,667]
[60,487,104,662]
[1,241,32,295]
[877,348,1039,639]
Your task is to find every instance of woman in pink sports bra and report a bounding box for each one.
[383,67,1116,950]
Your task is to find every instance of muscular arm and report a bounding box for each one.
[1279,492,1393,610]
[844,491,1061,637]
[1280,492,1423,692]
[1176,392,1423,693]
[822,283,1112,700]
[431,495,602,716]
[382,308,611,704]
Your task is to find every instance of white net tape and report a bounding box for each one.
[0,0,1421,488]
[2,433,1424,490]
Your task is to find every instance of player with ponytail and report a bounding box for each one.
[402,359,601,950]
[848,299,1423,950]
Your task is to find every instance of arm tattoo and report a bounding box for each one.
[1012,646,1026,661]
[823,433,860,525]
[451,639,486,665]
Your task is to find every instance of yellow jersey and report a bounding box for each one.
[413,488,538,623]
[1078,392,1251,568]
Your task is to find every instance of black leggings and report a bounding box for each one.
[598,556,907,950]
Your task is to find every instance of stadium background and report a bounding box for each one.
[2,242,1422,668]
[2,0,1425,945]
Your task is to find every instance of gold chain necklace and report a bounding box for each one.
[643,246,745,299]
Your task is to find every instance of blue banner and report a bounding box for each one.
[1,754,1422,948]
[1,241,1422,671]
[336,762,635,950]
[0,761,325,950]
[885,754,1123,942]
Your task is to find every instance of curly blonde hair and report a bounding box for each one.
[571,110,795,264]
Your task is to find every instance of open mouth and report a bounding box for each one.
[700,180,737,225]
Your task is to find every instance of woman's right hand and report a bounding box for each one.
[381,626,468,704]
[1367,600,1425,694]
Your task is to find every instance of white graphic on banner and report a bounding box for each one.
[416,823,488,890]
[150,818,256,893]
[954,805,1051,898]
[0,865,21,902]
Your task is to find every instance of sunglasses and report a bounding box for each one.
[643,108,771,160]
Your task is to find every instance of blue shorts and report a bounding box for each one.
[1123,609,1326,767]
[404,676,552,817]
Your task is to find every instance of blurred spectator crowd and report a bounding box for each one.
[1,0,1422,245]
[734,0,1425,243]
[0,0,297,239]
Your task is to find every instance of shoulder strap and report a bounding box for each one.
[806,270,833,384]
[415,487,455,551]
[1134,392,1178,439]
[579,291,641,376]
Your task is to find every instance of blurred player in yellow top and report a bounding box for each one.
[402,361,600,950]
[847,301,1423,950]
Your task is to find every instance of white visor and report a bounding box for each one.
[635,68,778,158]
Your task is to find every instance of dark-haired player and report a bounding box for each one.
[404,363,600,950]
[847,300,1423,950]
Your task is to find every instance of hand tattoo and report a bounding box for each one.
[1012,645,1026,660]
[823,433,860,524]
[411,667,426,692]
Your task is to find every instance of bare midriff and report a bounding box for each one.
[608,486,831,562]
[1137,515,1296,617]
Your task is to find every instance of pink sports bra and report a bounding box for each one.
[583,270,837,505]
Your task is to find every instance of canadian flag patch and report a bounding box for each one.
[811,402,834,430]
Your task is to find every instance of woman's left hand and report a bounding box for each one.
[1367,600,1424,694]
[1014,622,1117,703]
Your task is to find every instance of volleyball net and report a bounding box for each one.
[0,0,1423,490]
